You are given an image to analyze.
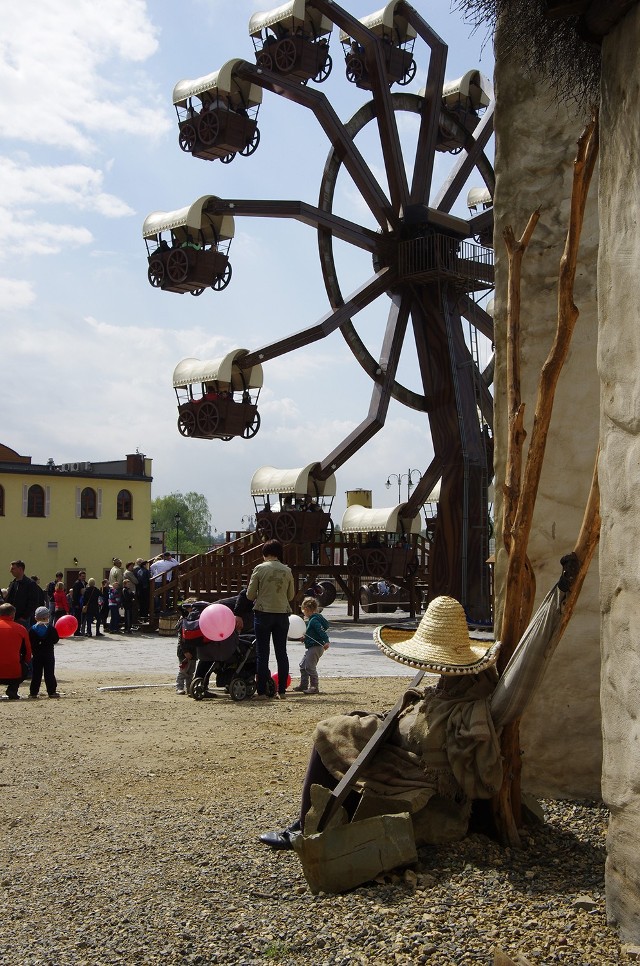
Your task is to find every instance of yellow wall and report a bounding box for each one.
[0,461,153,587]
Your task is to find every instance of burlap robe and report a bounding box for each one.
[313,670,503,844]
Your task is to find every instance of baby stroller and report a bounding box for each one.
[179,598,276,701]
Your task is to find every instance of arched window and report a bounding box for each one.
[80,487,97,519]
[0,484,4,515]
[117,489,133,520]
[27,484,45,517]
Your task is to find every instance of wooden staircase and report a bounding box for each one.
[149,531,430,624]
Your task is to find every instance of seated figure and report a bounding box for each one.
[259,595,502,851]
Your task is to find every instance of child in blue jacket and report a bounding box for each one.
[293,596,329,695]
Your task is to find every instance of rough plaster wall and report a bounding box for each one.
[599,5,640,941]
[493,37,601,798]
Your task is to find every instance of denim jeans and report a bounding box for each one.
[253,611,289,695]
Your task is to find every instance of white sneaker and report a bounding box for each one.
[304,687,319,695]
[176,689,186,695]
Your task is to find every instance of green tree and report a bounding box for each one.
[151,492,213,558]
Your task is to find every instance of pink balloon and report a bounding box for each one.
[199,603,236,641]
[272,673,292,691]
[56,614,78,638]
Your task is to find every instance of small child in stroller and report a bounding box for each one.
[180,591,272,701]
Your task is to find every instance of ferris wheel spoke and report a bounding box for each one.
[365,44,410,212]
[236,62,396,231]
[200,198,378,253]
[238,268,394,369]
[403,0,451,200]
[402,455,443,518]
[410,46,447,204]
[433,104,495,212]
[458,295,494,341]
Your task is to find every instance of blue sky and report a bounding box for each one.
[0,0,494,533]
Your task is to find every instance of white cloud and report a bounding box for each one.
[0,206,92,258]
[0,278,36,311]
[0,0,167,153]
[1,159,135,215]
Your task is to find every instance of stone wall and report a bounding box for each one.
[598,3,640,941]
[493,36,601,798]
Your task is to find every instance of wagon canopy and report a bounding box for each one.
[340,504,422,535]
[467,186,493,211]
[339,0,417,44]
[250,464,336,497]
[173,59,263,110]
[142,196,235,246]
[439,70,492,110]
[249,0,333,38]
[172,350,263,391]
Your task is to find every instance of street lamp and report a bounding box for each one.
[241,514,256,531]
[385,469,422,503]
[174,512,181,560]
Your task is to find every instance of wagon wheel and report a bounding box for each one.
[178,122,197,153]
[198,110,220,146]
[347,552,365,577]
[366,548,388,578]
[212,263,232,290]
[147,259,164,288]
[321,518,334,543]
[359,586,373,613]
[242,411,261,439]
[256,50,273,71]
[256,517,273,540]
[220,152,236,164]
[275,511,297,544]
[274,38,297,74]
[313,52,332,84]
[177,409,196,437]
[317,580,337,606]
[167,248,190,283]
[197,401,219,436]
[397,58,417,86]
[190,287,205,297]
[345,55,365,84]
[239,127,260,157]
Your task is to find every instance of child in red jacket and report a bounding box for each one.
[0,602,32,700]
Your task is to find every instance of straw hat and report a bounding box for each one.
[373,595,500,675]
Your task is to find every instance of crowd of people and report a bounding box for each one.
[0,543,337,702]
[0,553,178,700]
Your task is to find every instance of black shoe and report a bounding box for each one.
[95,632,104,637]
[258,820,301,850]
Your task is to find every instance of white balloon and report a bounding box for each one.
[288,614,306,639]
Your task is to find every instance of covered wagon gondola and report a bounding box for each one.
[173,350,263,440]
[173,59,262,164]
[340,0,416,90]
[340,503,422,581]
[249,0,333,84]
[250,464,335,549]
[418,69,492,155]
[143,196,234,296]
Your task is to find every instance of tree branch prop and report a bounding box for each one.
[501,110,599,661]
[494,111,599,847]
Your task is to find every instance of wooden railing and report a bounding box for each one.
[148,530,430,625]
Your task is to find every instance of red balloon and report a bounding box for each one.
[272,673,292,691]
[56,614,78,638]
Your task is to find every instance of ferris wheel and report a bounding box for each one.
[144,0,496,619]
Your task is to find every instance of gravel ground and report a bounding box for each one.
[0,671,625,965]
